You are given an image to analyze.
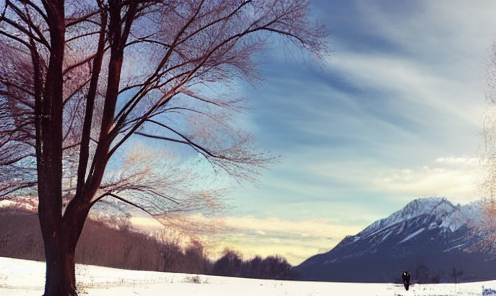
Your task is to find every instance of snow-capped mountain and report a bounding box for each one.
[361,197,478,237]
[297,197,495,283]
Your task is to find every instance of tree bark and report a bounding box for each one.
[40,208,88,296]
[36,1,73,295]
[43,234,77,296]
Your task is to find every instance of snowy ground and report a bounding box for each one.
[1,257,495,296]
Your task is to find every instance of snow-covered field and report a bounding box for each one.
[1,257,494,296]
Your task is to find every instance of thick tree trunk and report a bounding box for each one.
[35,1,72,294]
[43,235,77,296]
[40,212,88,296]
[39,194,90,296]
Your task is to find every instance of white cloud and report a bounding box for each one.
[218,216,358,238]
[328,51,484,130]
[307,155,480,205]
[373,165,479,204]
[356,0,496,64]
[435,156,478,165]
[320,1,494,162]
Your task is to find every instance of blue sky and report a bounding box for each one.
[192,0,496,264]
[233,0,489,210]
[129,0,496,264]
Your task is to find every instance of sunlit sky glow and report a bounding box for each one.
[131,0,496,265]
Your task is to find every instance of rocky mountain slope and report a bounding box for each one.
[297,197,496,283]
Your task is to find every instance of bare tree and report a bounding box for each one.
[0,0,327,295]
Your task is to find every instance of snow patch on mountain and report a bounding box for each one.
[399,227,425,244]
[297,197,495,283]
[357,197,479,241]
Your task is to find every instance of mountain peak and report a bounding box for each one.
[357,197,459,239]
[297,197,491,283]
[401,197,456,218]
[397,197,456,217]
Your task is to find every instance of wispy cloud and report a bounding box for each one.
[127,1,496,265]
[130,214,363,265]
[372,157,480,204]
[216,157,480,264]
[236,0,494,217]
[209,216,363,265]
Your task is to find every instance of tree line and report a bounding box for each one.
[0,208,297,280]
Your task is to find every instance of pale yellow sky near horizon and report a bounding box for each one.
[130,214,377,265]
[130,155,482,265]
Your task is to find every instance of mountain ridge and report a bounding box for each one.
[297,197,494,283]
[360,198,476,239]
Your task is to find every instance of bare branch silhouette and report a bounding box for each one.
[0,0,328,294]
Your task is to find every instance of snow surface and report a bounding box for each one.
[1,257,495,296]
[398,227,425,244]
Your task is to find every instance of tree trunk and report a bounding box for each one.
[40,202,89,296]
[36,1,71,294]
[43,235,77,296]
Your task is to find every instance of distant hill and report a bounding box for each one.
[0,201,297,280]
[297,197,496,283]
[0,205,208,273]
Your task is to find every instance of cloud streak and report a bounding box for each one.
[208,216,363,265]
[126,1,496,265]
[221,2,496,256]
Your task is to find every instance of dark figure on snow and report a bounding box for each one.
[402,271,411,291]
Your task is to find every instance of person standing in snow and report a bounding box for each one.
[402,271,411,291]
